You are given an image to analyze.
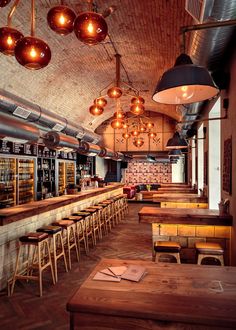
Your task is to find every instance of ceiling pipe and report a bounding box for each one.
[42,131,79,151]
[78,141,101,156]
[0,88,100,144]
[0,112,40,142]
[99,147,115,159]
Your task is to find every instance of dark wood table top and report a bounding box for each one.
[153,193,208,203]
[157,188,198,193]
[67,258,236,329]
[138,206,232,226]
[0,184,124,226]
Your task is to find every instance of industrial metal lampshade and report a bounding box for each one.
[0,27,23,55]
[15,36,51,70]
[152,53,219,105]
[74,11,108,45]
[89,104,104,116]
[168,149,182,157]
[166,131,188,149]
[47,5,76,35]
[0,0,11,7]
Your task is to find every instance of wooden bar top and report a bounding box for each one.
[67,258,236,329]
[138,206,232,226]
[157,187,198,193]
[0,184,124,226]
[153,193,208,203]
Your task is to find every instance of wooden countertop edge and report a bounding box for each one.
[0,184,124,226]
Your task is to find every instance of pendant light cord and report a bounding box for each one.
[7,0,21,27]
[31,0,35,37]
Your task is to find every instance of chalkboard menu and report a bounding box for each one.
[0,140,38,156]
[38,145,56,158]
[57,151,77,160]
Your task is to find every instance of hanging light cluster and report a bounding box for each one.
[47,0,109,45]
[0,0,51,69]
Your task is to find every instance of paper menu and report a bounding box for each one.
[121,265,147,282]
[93,271,121,282]
[108,266,127,276]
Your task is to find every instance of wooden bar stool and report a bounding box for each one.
[89,205,106,238]
[96,203,110,234]
[10,232,55,297]
[83,208,101,243]
[36,225,68,283]
[73,212,95,251]
[195,242,224,266]
[51,220,79,270]
[153,241,181,264]
[99,201,113,231]
[64,216,88,255]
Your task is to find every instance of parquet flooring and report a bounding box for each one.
[0,203,153,330]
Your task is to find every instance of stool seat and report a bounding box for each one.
[90,205,103,210]
[63,216,83,222]
[195,242,224,255]
[154,241,181,253]
[97,203,107,208]
[72,212,91,217]
[19,232,48,243]
[52,220,74,228]
[83,208,97,213]
[37,226,62,235]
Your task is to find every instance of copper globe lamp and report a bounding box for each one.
[114,111,125,119]
[0,0,11,7]
[133,137,144,148]
[94,97,107,107]
[47,4,76,35]
[131,128,140,137]
[131,96,145,105]
[0,0,24,55]
[130,104,144,116]
[146,121,154,129]
[111,118,124,129]
[139,124,146,133]
[122,122,129,129]
[74,0,108,46]
[148,132,157,138]
[14,0,51,70]
[122,132,131,139]
[89,104,104,116]
[107,86,122,99]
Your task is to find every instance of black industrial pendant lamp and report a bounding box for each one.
[166,131,188,149]
[152,53,219,105]
[168,149,182,157]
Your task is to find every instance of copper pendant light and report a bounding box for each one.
[130,104,145,115]
[107,86,122,99]
[89,104,104,116]
[131,96,145,105]
[0,0,11,7]
[94,97,107,107]
[148,132,157,138]
[139,124,146,133]
[74,10,108,45]
[122,122,129,129]
[133,137,144,148]
[146,121,154,129]
[111,118,124,129]
[122,132,131,139]
[0,0,23,55]
[15,0,51,70]
[114,111,125,119]
[47,5,76,35]
[131,129,140,137]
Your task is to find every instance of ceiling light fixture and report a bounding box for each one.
[166,131,188,149]
[0,0,23,55]
[15,0,51,70]
[74,0,108,45]
[0,0,11,7]
[151,20,236,105]
[47,2,76,35]
[133,137,144,148]
[89,104,104,116]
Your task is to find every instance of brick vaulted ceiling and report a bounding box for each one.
[0,0,193,132]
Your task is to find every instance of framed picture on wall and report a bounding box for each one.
[223,136,232,195]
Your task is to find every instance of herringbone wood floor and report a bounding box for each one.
[0,203,153,330]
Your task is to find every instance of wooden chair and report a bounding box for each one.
[195,242,224,266]
[10,232,55,297]
[153,241,181,264]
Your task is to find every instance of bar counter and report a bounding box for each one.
[0,183,124,226]
[139,207,232,263]
[0,183,124,290]
[153,193,208,203]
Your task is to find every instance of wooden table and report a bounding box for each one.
[153,193,207,203]
[67,258,236,329]
[138,206,232,226]
[138,207,233,263]
[157,187,198,194]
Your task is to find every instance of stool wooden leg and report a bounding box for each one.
[198,254,224,266]
[45,240,56,285]
[10,244,22,296]
[38,241,43,297]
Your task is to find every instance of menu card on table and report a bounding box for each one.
[93,265,147,283]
